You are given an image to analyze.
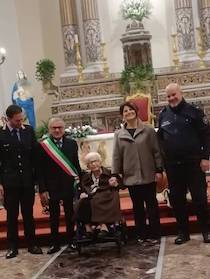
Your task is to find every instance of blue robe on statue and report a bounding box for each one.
[11,81,36,129]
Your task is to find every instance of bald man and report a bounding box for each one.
[38,118,81,253]
[158,83,210,245]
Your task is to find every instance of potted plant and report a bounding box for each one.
[35,121,48,140]
[120,64,154,94]
[35,59,57,94]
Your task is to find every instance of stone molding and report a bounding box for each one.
[156,68,210,90]
[158,88,210,103]
[51,98,123,114]
[59,80,121,100]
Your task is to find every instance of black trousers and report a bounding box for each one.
[4,186,36,249]
[166,161,209,235]
[49,197,74,246]
[128,183,161,239]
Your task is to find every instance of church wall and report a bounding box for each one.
[0,0,22,115]
[0,0,176,123]
[0,0,65,124]
[14,0,46,124]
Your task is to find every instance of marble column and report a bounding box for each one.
[199,0,210,58]
[174,0,197,61]
[81,0,103,72]
[59,0,78,72]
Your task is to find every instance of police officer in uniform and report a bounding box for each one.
[0,105,42,258]
[158,83,210,245]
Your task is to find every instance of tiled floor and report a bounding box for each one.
[161,234,210,279]
[0,241,159,279]
[1,235,210,278]
[0,247,51,279]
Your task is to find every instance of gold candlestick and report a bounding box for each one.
[196,27,207,69]
[75,42,84,82]
[171,34,180,71]
[101,43,110,79]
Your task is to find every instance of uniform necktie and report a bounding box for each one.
[12,129,21,142]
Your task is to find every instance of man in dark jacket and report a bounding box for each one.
[38,117,81,254]
[0,105,42,258]
[158,83,210,245]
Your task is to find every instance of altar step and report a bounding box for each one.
[0,194,206,249]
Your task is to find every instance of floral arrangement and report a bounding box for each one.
[65,125,97,139]
[120,64,154,93]
[120,0,152,22]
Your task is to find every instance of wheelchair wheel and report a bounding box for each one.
[116,237,122,253]
[119,221,128,245]
[77,243,82,255]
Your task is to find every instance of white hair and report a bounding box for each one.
[85,152,102,164]
[48,117,65,128]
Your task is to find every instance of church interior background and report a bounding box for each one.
[1,0,210,278]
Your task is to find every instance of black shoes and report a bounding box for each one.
[202,232,210,243]
[6,246,42,258]
[98,230,109,238]
[146,238,161,245]
[66,243,77,253]
[174,234,190,245]
[137,238,146,245]
[5,248,18,259]
[47,245,61,254]
[137,238,160,245]
[28,245,43,254]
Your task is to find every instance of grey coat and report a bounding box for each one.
[112,122,162,186]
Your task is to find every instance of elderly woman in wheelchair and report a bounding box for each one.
[75,152,123,240]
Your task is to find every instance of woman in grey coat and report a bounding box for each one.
[112,101,163,244]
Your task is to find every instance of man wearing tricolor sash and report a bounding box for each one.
[38,117,81,254]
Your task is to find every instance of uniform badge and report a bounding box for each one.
[161,121,171,127]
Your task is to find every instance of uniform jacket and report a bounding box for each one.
[158,99,210,163]
[80,167,121,223]
[0,124,37,188]
[38,136,81,200]
[112,121,163,186]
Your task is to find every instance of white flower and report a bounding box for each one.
[120,0,152,21]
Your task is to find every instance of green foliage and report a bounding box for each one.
[35,121,48,140]
[35,59,56,82]
[120,64,154,93]
[120,0,152,22]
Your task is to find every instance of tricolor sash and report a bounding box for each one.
[40,137,79,189]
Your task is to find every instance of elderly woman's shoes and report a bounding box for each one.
[98,230,109,238]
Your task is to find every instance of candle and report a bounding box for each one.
[74,34,78,44]
[171,25,176,35]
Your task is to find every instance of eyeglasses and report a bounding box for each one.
[51,126,64,130]
[88,160,99,165]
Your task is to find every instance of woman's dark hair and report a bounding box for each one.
[6,105,22,118]
[119,101,138,116]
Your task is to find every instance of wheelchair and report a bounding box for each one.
[75,217,128,255]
